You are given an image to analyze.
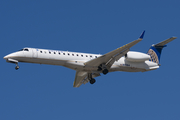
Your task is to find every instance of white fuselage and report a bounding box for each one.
[4,48,159,73]
[3,32,176,87]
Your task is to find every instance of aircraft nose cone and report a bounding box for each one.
[3,52,17,60]
[3,55,9,59]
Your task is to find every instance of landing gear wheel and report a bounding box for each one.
[97,66,102,71]
[90,78,96,84]
[15,66,19,70]
[102,69,108,75]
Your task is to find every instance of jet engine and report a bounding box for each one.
[125,51,150,62]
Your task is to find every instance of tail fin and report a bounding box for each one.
[147,37,177,64]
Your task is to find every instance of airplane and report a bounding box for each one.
[3,31,177,87]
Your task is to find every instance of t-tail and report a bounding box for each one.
[147,37,177,64]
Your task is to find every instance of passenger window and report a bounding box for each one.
[68,53,70,55]
[81,55,83,57]
[49,52,51,54]
[63,53,65,55]
[72,54,74,56]
[59,52,61,55]
[90,55,92,57]
[54,52,56,54]
[86,55,88,57]
[40,51,42,53]
[95,56,97,58]
[77,54,79,56]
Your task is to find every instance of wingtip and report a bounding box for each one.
[171,36,177,39]
[139,30,145,39]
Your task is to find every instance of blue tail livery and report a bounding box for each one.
[147,37,177,64]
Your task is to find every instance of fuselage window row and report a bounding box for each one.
[38,50,97,58]
[20,49,98,58]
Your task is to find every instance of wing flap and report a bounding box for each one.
[73,71,101,87]
[73,71,88,88]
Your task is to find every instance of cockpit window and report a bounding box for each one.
[24,48,29,51]
[18,48,29,51]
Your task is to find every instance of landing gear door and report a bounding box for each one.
[32,49,38,58]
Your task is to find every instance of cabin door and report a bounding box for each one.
[32,49,38,58]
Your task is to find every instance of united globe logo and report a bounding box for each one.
[147,49,159,64]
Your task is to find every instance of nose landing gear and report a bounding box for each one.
[15,63,19,70]
[5,58,19,70]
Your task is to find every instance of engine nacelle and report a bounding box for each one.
[125,51,150,62]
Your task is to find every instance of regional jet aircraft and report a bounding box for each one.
[3,31,177,87]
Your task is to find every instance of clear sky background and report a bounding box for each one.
[1,0,180,120]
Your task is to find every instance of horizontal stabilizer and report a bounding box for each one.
[154,37,177,47]
[147,36,177,64]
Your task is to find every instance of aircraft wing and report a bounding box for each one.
[74,31,145,87]
[73,71,88,87]
[73,71,100,87]
[84,34,144,69]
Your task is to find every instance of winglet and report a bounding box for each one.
[139,30,145,39]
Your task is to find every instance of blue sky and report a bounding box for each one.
[1,0,180,120]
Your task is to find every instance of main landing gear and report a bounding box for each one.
[97,64,109,75]
[102,69,108,75]
[90,78,96,84]
[88,73,96,84]
[88,64,109,85]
